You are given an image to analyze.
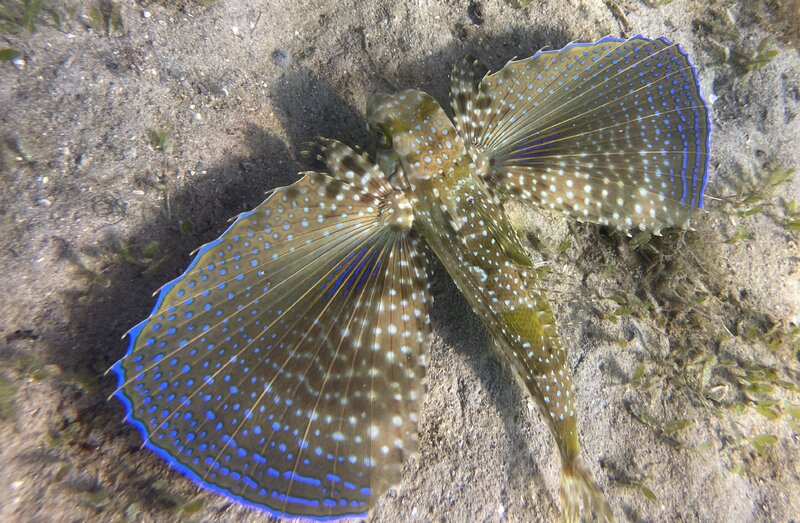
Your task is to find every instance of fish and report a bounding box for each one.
[110,35,710,521]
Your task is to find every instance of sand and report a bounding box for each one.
[1,0,798,521]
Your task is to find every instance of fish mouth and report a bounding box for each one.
[366,92,391,126]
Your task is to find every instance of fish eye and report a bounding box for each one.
[373,125,392,149]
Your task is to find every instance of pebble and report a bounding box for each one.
[271,49,291,67]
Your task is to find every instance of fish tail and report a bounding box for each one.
[560,458,615,523]
[494,299,613,521]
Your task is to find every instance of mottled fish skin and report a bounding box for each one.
[111,35,709,521]
[368,89,598,518]
[369,89,581,454]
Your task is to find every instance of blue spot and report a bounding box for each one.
[326,473,341,483]
[243,475,258,489]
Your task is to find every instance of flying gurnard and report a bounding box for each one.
[111,35,710,521]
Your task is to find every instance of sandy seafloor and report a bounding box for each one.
[1,0,799,521]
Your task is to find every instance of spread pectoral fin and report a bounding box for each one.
[451,36,711,233]
[112,142,431,519]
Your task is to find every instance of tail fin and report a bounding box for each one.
[560,460,615,523]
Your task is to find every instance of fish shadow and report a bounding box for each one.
[43,22,590,518]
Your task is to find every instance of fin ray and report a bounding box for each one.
[452,35,711,232]
[112,142,431,519]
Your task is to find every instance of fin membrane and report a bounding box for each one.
[112,141,431,519]
[451,35,711,233]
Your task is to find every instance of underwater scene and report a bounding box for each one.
[1,0,798,521]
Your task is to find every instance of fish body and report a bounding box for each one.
[368,89,598,517]
[111,35,710,521]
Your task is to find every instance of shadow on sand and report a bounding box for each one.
[48,24,585,517]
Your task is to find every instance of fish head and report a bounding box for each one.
[367,89,467,189]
